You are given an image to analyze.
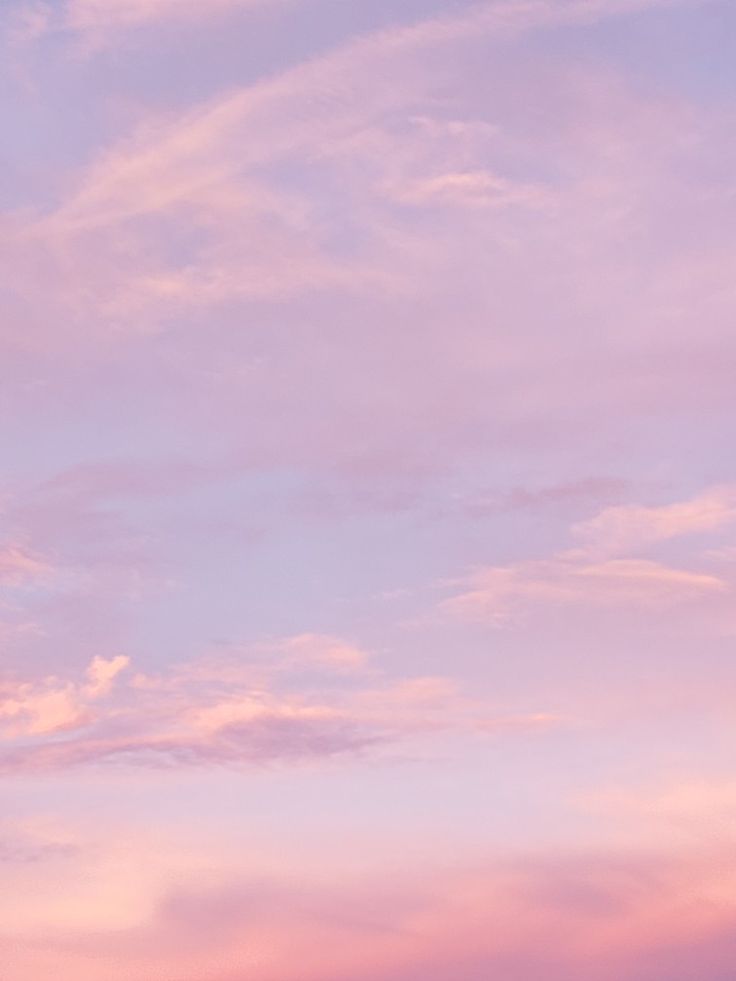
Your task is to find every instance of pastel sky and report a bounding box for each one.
[2,0,736,978]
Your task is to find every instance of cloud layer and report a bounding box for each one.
[1,0,735,977]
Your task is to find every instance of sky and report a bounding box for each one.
[1,0,736,978]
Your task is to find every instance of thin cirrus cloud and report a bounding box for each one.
[7,0,302,46]
[386,169,554,209]
[4,0,733,499]
[8,0,714,337]
[57,0,694,47]
[65,0,291,31]
[443,558,726,624]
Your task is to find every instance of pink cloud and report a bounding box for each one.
[388,168,553,209]
[83,654,130,697]
[0,544,50,585]
[1,3,735,979]
[0,636,562,775]
[269,633,369,672]
[0,684,88,737]
[5,843,736,981]
[0,655,129,738]
[444,556,726,623]
[442,486,736,624]
[572,486,736,557]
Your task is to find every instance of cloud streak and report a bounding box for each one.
[443,487,733,623]
[0,638,560,775]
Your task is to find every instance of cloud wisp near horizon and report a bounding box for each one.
[2,0,736,978]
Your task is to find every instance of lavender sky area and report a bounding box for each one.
[2,1,736,978]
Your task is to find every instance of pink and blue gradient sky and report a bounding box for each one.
[2,0,736,977]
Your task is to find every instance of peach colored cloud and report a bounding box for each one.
[0,655,128,738]
[83,654,130,697]
[443,557,725,623]
[388,169,553,209]
[259,632,369,672]
[0,637,561,774]
[443,486,733,624]
[572,485,736,557]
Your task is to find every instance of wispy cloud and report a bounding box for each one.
[6,0,302,51]
[1,1,734,977]
[65,0,288,33]
[572,486,736,557]
[0,638,561,774]
[443,487,733,624]
[0,544,50,585]
[444,557,726,623]
[7,0,706,332]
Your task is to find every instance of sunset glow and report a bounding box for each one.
[2,1,736,978]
